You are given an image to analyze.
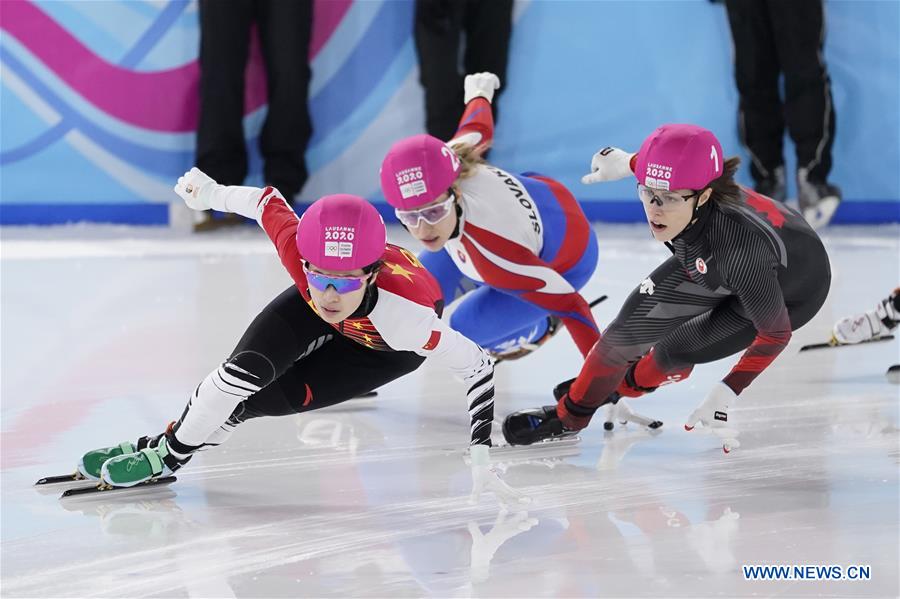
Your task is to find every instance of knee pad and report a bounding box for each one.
[227,350,277,388]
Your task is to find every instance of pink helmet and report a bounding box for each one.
[295,194,386,271]
[380,134,462,209]
[634,124,724,191]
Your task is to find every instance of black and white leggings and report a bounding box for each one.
[167,286,424,457]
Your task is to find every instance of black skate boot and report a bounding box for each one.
[502,405,576,445]
[502,378,580,445]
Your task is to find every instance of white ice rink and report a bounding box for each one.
[1,223,898,598]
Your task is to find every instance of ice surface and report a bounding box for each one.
[2,223,898,597]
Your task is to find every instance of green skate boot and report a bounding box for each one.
[100,435,187,488]
[78,442,137,480]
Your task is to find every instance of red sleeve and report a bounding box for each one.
[258,187,308,291]
[451,97,494,149]
[720,235,792,394]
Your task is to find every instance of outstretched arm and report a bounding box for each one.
[449,72,501,149]
[581,147,638,185]
[174,168,306,287]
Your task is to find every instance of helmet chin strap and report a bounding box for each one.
[449,201,464,240]
[348,282,379,319]
[672,194,710,242]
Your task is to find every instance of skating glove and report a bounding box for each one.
[174,167,217,211]
[469,445,531,507]
[464,72,501,105]
[581,147,635,185]
[685,382,740,453]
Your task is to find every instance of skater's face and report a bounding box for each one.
[305,264,375,323]
[639,185,710,242]
[402,187,460,251]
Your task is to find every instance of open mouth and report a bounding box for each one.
[650,220,667,233]
[321,306,341,316]
[422,236,440,245]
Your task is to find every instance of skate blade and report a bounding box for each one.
[35,472,89,486]
[35,473,101,496]
[59,476,177,500]
[800,334,895,352]
[469,436,582,465]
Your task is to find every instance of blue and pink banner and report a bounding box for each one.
[1,0,898,224]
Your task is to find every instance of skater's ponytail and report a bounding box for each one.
[449,142,487,181]
[704,156,743,208]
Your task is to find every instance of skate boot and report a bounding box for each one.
[78,442,137,480]
[797,167,841,229]
[754,165,786,203]
[502,378,579,445]
[491,316,561,363]
[100,435,189,488]
[502,405,576,445]
[832,289,900,345]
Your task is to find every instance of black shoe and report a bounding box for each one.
[754,165,786,203]
[502,406,576,445]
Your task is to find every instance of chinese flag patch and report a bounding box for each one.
[422,330,442,350]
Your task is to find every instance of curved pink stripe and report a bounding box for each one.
[310,0,353,59]
[3,1,205,131]
[1,1,348,133]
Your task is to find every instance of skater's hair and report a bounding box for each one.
[362,259,384,276]
[449,142,487,180]
[700,156,743,208]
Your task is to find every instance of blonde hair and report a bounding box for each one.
[449,142,487,181]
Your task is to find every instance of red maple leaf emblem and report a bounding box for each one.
[745,192,785,228]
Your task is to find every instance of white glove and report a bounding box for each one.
[684,382,740,453]
[464,72,501,105]
[469,445,531,507]
[174,167,217,211]
[581,147,636,185]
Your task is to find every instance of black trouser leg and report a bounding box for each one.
[462,0,513,124]
[768,0,835,182]
[415,0,465,140]
[256,0,313,200]
[196,0,254,184]
[724,0,785,183]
